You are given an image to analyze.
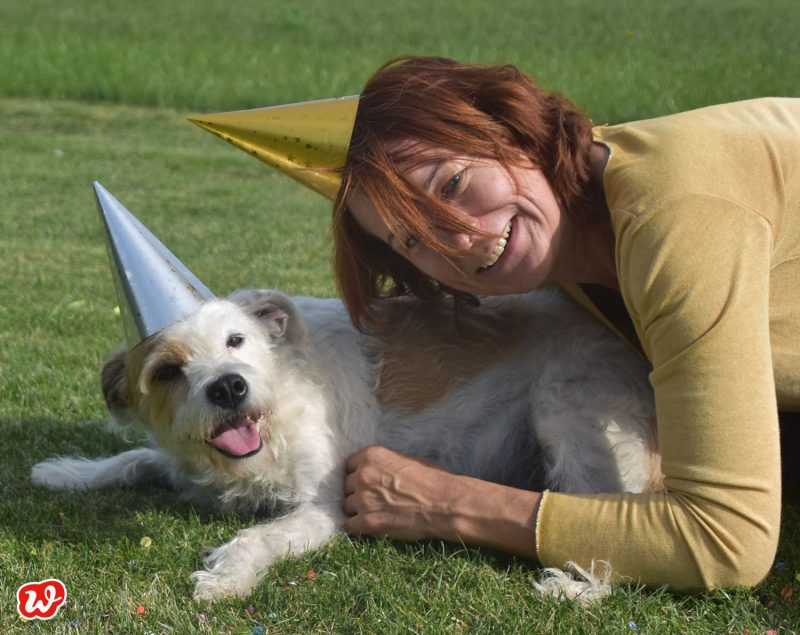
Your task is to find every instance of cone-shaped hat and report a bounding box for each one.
[94,182,216,347]
[188,95,358,200]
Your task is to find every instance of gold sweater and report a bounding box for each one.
[538,98,800,589]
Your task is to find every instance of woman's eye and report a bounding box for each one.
[404,235,419,250]
[153,364,183,382]
[441,170,464,198]
[227,334,244,348]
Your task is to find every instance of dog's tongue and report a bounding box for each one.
[209,415,261,457]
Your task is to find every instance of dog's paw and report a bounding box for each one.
[31,458,92,489]
[532,560,613,606]
[190,569,255,603]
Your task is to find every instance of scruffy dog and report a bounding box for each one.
[32,287,658,603]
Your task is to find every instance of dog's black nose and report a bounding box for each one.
[206,373,249,410]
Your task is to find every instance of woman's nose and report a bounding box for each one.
[445,230,475,251]
[442,215,481,251]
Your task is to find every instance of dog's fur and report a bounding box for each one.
[31,287,659,603]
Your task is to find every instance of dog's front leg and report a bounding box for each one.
[191,503,345,602]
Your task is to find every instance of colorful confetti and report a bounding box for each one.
[775,561,787,571]
[628,620,639,631]
[140,536,153,549]
[137,605,146,616]
[306,570,317,580]
[252,627,264,635]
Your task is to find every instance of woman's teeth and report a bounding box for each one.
[480,221,512,270]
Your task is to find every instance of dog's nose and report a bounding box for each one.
[206,373,249,410]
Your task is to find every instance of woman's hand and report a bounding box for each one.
[343,445,542,559]
[343,445,458,541]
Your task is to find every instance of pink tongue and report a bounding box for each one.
[209,416,261,457]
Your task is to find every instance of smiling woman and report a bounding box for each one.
[333,58,607,325]
[329,56,800,593]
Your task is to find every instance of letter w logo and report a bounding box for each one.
[17,579,68,620]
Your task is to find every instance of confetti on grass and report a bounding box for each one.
[137,606,146,616]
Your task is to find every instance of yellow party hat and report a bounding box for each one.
[189,96,359,200]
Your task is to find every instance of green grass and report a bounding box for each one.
[1,0,799,120]
[2,1,800,632]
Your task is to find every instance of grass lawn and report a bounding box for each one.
[2,1,800,632]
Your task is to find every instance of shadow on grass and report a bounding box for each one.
[0,417,248,546]
[6,415,800,590]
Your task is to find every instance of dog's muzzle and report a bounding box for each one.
[205,374,263,459]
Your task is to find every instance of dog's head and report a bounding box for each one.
[102,290,309,480]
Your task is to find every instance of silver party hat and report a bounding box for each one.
[93,182,215,347]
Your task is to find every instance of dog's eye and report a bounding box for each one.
[227,334,244,348]
[153,364,184,382]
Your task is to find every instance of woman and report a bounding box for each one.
[333,56,800,591]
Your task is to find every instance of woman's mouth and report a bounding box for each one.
[478,220,512,271]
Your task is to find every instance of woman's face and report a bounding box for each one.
[347,147,566,296]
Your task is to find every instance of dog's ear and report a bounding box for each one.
[254,305,291,340]
[227,289,308,346]
[101,346,129,412]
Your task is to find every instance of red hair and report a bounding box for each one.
[333,56,594,330]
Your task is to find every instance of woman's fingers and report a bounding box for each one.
[341,445,455,540]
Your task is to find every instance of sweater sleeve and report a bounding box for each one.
[535,196,781,590]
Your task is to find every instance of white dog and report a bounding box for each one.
[32,287,659,603]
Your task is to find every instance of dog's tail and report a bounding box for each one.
[532,560,613,606]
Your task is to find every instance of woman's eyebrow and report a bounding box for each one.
[424,160,444,190]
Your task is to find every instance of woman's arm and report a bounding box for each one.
[344,445,542,559]
[537,198,781,590]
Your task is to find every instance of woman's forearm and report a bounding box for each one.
[344,445,542,560]
[445,473,542,559]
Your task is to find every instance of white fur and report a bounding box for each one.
[31,287,657,604]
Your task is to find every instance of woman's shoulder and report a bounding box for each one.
[597,97,800,143]
[596,98,800,222]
